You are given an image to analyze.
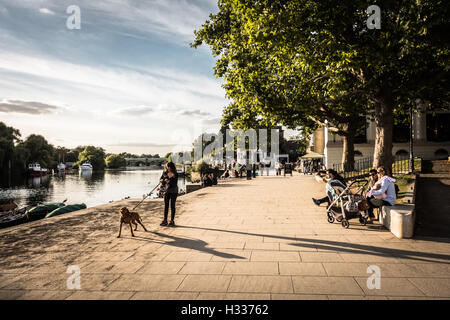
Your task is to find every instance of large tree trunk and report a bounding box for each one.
[341,122,356,172]
[373,96,394,174]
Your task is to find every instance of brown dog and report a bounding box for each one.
[117,207,148,238]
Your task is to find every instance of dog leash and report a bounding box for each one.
[131,182,161,211]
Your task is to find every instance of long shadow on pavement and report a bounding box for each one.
[133,231,246,260]
[176,226,450,264]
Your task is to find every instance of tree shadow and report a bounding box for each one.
[132,231,246,260]
[176,225,450,264]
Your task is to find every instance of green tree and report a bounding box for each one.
[12,145,30,172]
[0,122,21,173]
[193,0,450,173]
[77,146,106,170]
[19,134,54,169]
[105,154,127,169]
[65,149,79,163]
[53,146,70,165]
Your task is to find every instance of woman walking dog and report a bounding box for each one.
[160,162,178,227]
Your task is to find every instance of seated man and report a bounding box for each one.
[365,166,396,223]
[312,169,347,207]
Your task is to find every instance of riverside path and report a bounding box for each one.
[0,173,449,300]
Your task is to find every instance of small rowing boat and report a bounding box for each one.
[26,202,66,221]
[45,203,87,218]
[0,206,31,229]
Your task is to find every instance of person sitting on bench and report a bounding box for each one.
[312,169,347,207]
[365,166,396,223]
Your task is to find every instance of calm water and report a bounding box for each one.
[0,170,188,208]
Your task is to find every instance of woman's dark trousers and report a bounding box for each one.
[164,193,177,221]
[367,196,391,218]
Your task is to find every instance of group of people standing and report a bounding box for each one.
[228,163,257,179]
[312,167,397,223]
[301,160,324,175]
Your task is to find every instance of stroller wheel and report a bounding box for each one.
[327,213,335,223]
[341,219,349,228]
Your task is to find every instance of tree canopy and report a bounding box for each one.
[77,146,106,170]
[193,0,450,172]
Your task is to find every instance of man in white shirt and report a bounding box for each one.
[366,166,397,222]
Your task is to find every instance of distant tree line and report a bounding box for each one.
[0,121,164,176]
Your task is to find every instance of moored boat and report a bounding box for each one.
[57,162,66,172]
[28,163,48,177]
[0,206,31,229]
[26,202,66,221]
[0,201,18,213]
[79,162,93,171]
[45,203,87,218]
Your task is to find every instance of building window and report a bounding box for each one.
[435,149,449,160]
[354,150,363,157]
[393,122,410,143]
[427,113,450,142]
[395,149,409,159]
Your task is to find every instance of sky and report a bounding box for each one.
[0,0,228,156]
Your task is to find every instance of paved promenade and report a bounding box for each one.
[0,174,449,300]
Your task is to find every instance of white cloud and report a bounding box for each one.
[0,99,60,114]
[0,51,225,113]
[114,105,154,117]
[0,0,225,154]
[39,8,55,15]
[5,0,217,42]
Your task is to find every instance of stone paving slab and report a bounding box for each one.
[0,174,449,300]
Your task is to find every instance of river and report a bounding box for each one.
[0,169,188,209]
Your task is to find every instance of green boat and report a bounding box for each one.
[26,203,66,220]
[45,204,87,218]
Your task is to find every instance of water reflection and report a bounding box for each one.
[79,170,93,180]
[0,170,188,209]
[28,175,50,188]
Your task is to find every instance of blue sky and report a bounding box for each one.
[0,0,227,155]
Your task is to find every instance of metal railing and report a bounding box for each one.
[332,157,373,180]
[392,155,422,175]
[332,155,421,180]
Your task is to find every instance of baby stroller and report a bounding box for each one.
[326,179,370,228]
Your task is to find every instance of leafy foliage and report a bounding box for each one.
[193,0,450,171]
[105,154,127,169]
[77,146,106,170]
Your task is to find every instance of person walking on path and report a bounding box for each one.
[160,162,179,227]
